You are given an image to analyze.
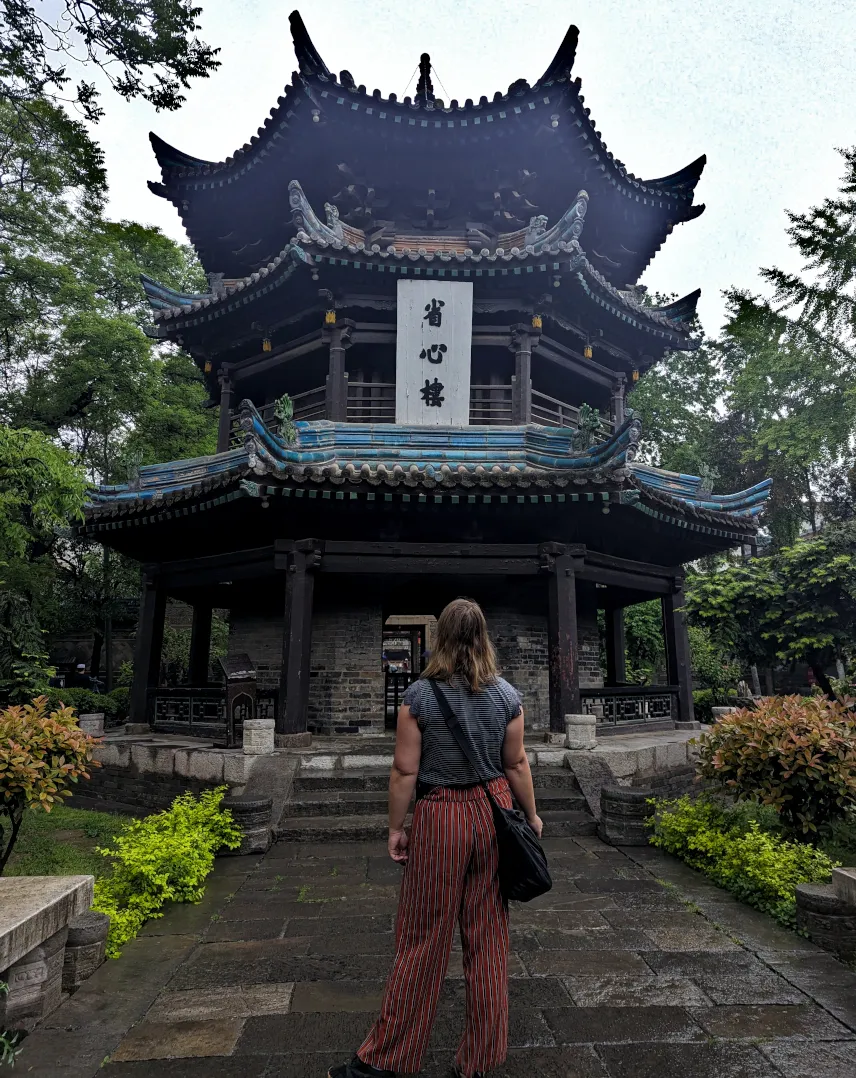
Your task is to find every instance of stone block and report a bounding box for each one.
[62,911,109,993]
[342,755,393,769]
[130,742,176,776]
[242,719,275,755]
[220,795,273,855]
[598,785,654,846]
[77,713,104,737]
[833,867,856,907]
[275,732,312,749]
[299,755,337,771]
[711,707,738,720]
[95,742,131,769]
[535,750,568,767]
[0,876,93,972]
[223,753,256,787]
[177,749,225,784]
[123,722,152,735]
[796,883,856,962]
[0,926,68,1032]
[565,713,596,751]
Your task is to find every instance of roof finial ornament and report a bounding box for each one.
[416,53,434,103]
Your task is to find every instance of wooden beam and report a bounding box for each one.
[129,575,166,723]
[188,604,213,685]
[584,549,682,579]
[320,556,540,575]
[158,546,275,585]
[278,545,318,737]
[546,551,581,732]
[605,608,627,686]
[663,589,694,723]
[317,541,551,557]
[575,564,671,593]
[230,332,325,381]
[216,374,234,453]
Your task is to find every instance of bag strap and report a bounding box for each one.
[427,678,492,789]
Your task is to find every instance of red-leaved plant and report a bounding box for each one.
[0,696,100,873]
[696,695,856,838]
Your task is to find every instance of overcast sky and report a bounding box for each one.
[89,0,856,336]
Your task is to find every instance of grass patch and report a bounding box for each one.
[4,804,126,878]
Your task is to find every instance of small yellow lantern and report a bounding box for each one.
[531,314,543,329]
[583,343,593,359]
[632,369,640,382]
[203,360,212,374]
[262,338,272,352]
[325,309,337,325]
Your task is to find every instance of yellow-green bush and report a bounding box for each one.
[92,787,240,957]
[649,795,838,927]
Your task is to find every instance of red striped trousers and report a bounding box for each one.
[359,776,511,1076]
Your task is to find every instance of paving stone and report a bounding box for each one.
[644,952,808,1004]
[204,917,285,942]
[234,1011,375,1053]
[563,974,712,1007]
[544,1005,704,1043]
[689,1003,854,1040]
[170,950,394,990]
[496,1046,609,1076]
[567,878,665,893]
[760,1040,856,1078]
[425,1008,556,1050]
[596,1042,781,1077]
[524,949,651,977]
[290,980,385,1013]
[284,914,395,936]
[102,1059,270,1077]
[530,928,653,951]
[435,976,572,1010]
[145,983,294,1022]
[511,894,618,915]
[761,951,856,989]
[601,910,738,951]
[692,899,822,952]
[111,1018,245,1060]
[309,932,396,955]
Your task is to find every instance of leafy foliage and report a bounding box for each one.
[687,522,856,696]
[649,794,837,927]
[0,695,99,873]
[2,801,122,877]
[1,0,219,122]
[0,981,22,1065]
[43,686,129,725]
[92,787,241,957]
[696,696,856,836]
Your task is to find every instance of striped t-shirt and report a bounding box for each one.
[402,676,523,788]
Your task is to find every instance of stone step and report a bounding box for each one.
[285,786,586,821]
[293,769,391,794]
[539,810,598,837]
[275,814,390,843]
[532,767,582,791]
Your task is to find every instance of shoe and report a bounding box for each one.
[328,1057,395,1078]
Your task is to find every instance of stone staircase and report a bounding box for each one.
[275,765,596,843]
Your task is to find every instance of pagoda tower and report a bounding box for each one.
[84,11,771,741]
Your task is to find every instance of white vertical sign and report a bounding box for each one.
[396,280,473,426]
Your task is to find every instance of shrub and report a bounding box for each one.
[92,787,241,957]
[0,696,100,874]
[44,687,129,726]
[696,695,856,837]
[692,687,739,724]
[649,795,837,926]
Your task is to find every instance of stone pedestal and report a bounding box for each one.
[796,883,856,962]
[711,707,738,720]
[221,795,273,855]
[78,713,105,737]
[242,718,276,755]
[62,911,110,994]
[834,866,856,906]
[0,927,68,1033]
[565,713,597,750]
[274,731,312,749]
[122,722,151,735]
[598,785,653,846]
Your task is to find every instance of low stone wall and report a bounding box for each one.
[77,762,212,812]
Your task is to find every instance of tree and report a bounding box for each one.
[687,522,856,699]
[1,0,219,122]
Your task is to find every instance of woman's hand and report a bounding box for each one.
[527,814,544,839]
[389,828,410,863]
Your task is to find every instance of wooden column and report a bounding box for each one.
[129,575,166,723]
[278,540,321,737]
[188,604,213,686]
[216,372,234,452]
[510,323,538,423]
[323,317,354,421]
[543,544,581,732]
[611,375,627,426]
[663,586,694,723]
[605,607,627,686]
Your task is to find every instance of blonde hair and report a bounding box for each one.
[422,598,498,692]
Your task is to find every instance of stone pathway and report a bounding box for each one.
[17,835,856,1078]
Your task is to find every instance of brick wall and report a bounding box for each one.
[308,592,386,735]
[228,613,282,692]
[481,598,550,730]
[578,615,604,690]
[74,766,212,812]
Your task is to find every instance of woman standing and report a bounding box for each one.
[329,597,542,1078]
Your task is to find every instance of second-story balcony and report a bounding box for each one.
[229,376,613,448]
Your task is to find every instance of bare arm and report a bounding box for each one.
[388,703,422,862]
[501,710,543,837]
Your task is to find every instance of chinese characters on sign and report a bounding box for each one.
[396,280,473,426]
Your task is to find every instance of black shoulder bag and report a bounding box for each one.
[428,679,552,903]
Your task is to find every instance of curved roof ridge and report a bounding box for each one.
[536,22,579,85]
[289,9,330,78]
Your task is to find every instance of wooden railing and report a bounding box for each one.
[149,687,279,736]
[347,381,396,423]
[581,685,678,728]
[531,389,612,435]
[469,384,513,426]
